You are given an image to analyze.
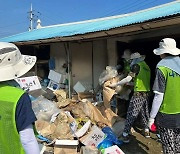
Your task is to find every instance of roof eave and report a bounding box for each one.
[14,15,180,45]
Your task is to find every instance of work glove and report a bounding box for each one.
[148,118,157,132]
[109,83,117,88]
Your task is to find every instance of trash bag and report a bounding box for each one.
[97,126,123,150]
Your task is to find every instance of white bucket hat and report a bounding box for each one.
[122,49,131,60]
[153,38,180,55]
[0,42,36,81]
[130,52,145,60]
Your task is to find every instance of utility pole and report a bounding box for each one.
[28,3,41,31]
[28,3,33,31]
[30,3,33,31]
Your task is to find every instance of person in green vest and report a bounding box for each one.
[0,42,40,154]
[110,52,151,143]
[148,38,180,154]
[121,49,131,75]
[111,49,132,115]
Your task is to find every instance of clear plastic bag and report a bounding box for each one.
[32,96,60,122]
[99,66,118,85]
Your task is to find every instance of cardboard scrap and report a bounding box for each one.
[80,101,111,127]
[80,125,105,147]
[35,120,56,137]
[54,89,67,100]
[103,77,118,108]
[54,140,79,154]
[78,92,94,101]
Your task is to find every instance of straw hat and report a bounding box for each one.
[153,38,180,55]
[122,49,131,60]
[0,42,36,81]
[130,52,145,60]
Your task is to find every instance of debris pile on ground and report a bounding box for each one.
[32,88,126,153]
[23,68,130,153]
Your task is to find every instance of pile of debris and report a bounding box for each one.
[17,67,129,153]
[33,89,125,154]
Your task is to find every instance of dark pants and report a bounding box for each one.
[123,93,149,134]
[159,126,180,154]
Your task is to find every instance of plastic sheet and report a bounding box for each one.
[32,96,60,121]
[99,66,118,85]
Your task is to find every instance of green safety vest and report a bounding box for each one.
[123,59,130,73]
[158,66,180,114]
[0,84,25,154]
[134,61,151,92]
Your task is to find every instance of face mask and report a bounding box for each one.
[130,58,143,67]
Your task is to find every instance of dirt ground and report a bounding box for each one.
[42,127,163,154]
[119,127,163,154]
[115,98,163,154]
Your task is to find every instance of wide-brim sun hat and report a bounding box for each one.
[153,38,180,55]
[0,42,36,82]
[130,52,145,60]
[122,49,131,60]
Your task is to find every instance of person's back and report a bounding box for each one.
[0,42,40,154]
[158,66,180,114]
[0,84,25,154]
[134,60,151,92]
[149,38,180,154]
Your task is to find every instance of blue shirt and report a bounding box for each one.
[15,93,37,132]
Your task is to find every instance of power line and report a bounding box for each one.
[100,0,158,17]
[37,5,72,25]
[99,0,141,17]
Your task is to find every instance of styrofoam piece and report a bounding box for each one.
[75,120,91,138]
[48,70,62,83]
[103,145,125,154]
[55,140,79,146]
[73,81,92,93]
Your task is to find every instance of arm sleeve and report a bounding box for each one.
[150,68,166,119]
[15,93,37,132]
[19,124,40,154]
[150,93,164,119]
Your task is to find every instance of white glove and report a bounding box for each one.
[148,118,154,128]
[116,76,132,86]
[109,83,117,88]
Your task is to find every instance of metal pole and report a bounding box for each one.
[64,42,72,99]
[28,3,33,31]
[67,42,71,98]
[91,41,94,93]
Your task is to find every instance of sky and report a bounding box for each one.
[0,0,175,38]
